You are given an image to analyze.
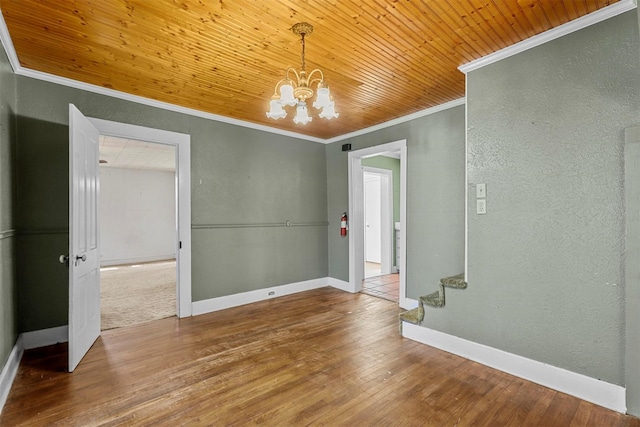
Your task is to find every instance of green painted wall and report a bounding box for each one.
[15,77,327,333]
[9,10,636,396]
[361,155,400,266]
[461,11,639,386]
[326,106,466,298]
[0,39,17,369]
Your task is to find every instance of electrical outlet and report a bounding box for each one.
[286,220,291,227]
[477,199,487,215]
[476,183,486,198]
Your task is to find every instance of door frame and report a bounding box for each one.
[89,118,192,318]
[363,167,393,274]
[348,139,408,308]
[624,126,640,415]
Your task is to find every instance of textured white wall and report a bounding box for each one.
[461,11,640,385]
[99,167,176,265]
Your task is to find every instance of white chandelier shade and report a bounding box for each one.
[293,101,312,125]
[278,83,297,107]
[313,87,331,109]
[318,101,338,120]
[266,23,339,125]
[266,96,287,120]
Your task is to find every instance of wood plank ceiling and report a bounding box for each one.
[0,0,621,140]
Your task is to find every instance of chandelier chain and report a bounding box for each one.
[300,33,306,71]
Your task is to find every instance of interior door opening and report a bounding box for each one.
[98,136,178,330]
[361,166,396,302]
[348,140,409,308]
[69,108,191,371]
[89,117,192,322]
[364,172,382,277]
[363,168,393,278]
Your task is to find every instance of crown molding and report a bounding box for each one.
[459,0,637,74]
[13,58,465,144]
[0,8,465,144]
[324,98,466,144]
[1,2,631,143]
[22,68,328,143]
[0,9,326,143]
[0,8,20,73]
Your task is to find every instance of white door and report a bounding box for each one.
[364,173,382,263]
[68,104,101,372]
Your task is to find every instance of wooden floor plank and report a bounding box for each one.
[1,287,638,426]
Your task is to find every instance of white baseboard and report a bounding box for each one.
[327,277,351,293]
[402,323,626,413]
[1,326,69,415]
[22,325,68,350]
[192,278,328,316]
[0,336,23,415]
[100,255,176,267]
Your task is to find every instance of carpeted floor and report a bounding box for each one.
[100,260,176,330]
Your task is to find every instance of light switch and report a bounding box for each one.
[476,183,486,198]
[477,199,487,215]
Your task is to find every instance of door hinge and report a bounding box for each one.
[179,241,182,249]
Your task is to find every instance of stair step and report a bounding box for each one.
[441,273,467,289]
[400,273,467,334]
[419,288,445,307]
[399,306,424,325]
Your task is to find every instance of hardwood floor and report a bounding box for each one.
[2,287,639,426]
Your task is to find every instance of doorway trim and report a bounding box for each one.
[625,126,640,415]
[363,167,393,274]
[348,139,408,308]
[89,118,192,318]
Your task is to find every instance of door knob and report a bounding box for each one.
[74,254,87,267]
[59,255,69,267]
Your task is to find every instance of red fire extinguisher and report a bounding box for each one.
[340,212,348,236]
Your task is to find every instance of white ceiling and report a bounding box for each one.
[99,136,176,172]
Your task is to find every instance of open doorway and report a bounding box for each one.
[364,171,382,277]
[348,140,410,308]
[361,163,397,302]
[68,108,191,371]
[363,166,394,278]
[89,117,192,319]
[98,136,177,330]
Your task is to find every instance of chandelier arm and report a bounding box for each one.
[285,67,301,85]
[306,69,325,87]
[273,78,285,95]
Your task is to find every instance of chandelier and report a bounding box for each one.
[266,22,339,125]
